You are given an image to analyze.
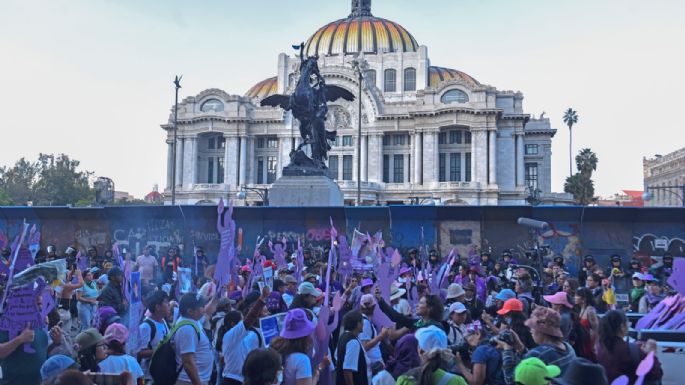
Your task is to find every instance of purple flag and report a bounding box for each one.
[214,199,237,290]
[28,225,40,261]
[296,239,304,285]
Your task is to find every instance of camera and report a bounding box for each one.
[490,330,514,346]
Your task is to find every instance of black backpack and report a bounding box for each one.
[149,320,201,385]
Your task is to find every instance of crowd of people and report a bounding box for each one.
[0,243,675,385]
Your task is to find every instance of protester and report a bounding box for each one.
[639,275,665,313]
[578,255,596,284]
[390,282,411,316]
[98,323,144,384]
[378,293,445,332]
[175,293,215,385]
[513,357,560,385]
[271,308,329,385]
[40,354,80,383]
[584,273,608,313]
[543,291,575,341]
[359,294,389,369]
[74,328,108,372]
[266,279,288,314]
[596,310,663,384]
[75,268,99,332]
[574,287,598,360]
[0,324,47,385]
[396,325,467,385]
[137,290,171,381]
[135,245,158,283]
[629,273,646,312]
[554,358,608,385]
[241,348,282,385]
[282,275,298,307]
[463,283,485,321]
[336,311,369,385]
[98,266,127,316]
[446,302,468,351]
[455,322,505,385]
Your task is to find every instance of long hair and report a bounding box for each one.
[508,311,535,349]
[78,345,100,372]
[424,294,444,323]
[289,294,313,310]
[575,287,595,308]
[107,340,126,355]
[270,335,313,359]
[216,311,243,352]
[599,310,627,353]
[417,349,453,385]
[242,348,282,385]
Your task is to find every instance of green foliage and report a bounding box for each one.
[0,153,95,206]
[563,108,578,129]
[564,148,599,205]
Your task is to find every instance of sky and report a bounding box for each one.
[1,0,684,199]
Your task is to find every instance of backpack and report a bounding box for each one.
[149,320,201,385]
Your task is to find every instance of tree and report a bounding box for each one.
[564,148,598,205]
[0,158,41,205]
[31,154,94,206]
[563,108,578,179]
[576,148,598,179]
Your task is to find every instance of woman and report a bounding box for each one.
[596,310,663,384]
[270,308,330,385]
[98,323,144,384]
[76,269,99,332]
[378,294,445,332]
[562,278,579,299]
[387,334,421,379]
[74,328,108,372]
[396,326,467,385]
[501,307,576,384]
[495,299,535,350]
[455,322,505,385]
[629,273,646,312]
[574,287,598,361]
[241,348,283,385]
[639,277,665,313]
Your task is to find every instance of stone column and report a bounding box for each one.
[175,138,184,187]
[166,142,173,189]
[404,152,410,183]
[247,137,255,184]
[239,136,247,186]
[182,137,195,188]
[488,130,497,185]
[279,136,293,178]
[225,136,239,188]
[361,135,368,182]
[190,137,198,184]
[423,131,439,183]
[516,133,525,187]
[414,132,422,184]
[367,134,383,182]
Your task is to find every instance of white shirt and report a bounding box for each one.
[138,318,169,379]
[372,370,396,385]
[221,320,261,381]
[393,298,412,316]
[174,317,213,383]
[98,354,144,383]
[283,292,294,307]
[342,337,364,372]
[283,352,312,385]
[360,317,382,363]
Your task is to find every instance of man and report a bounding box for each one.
[57,267,83,333]
[480,251,494,275]
[651,253,674,283]
[515,272,535,316]
[88,246,104,269]
[282,275,297,307]
[175,293,216,385]
[463,282,484,321]
[135,245,158,283]
[97,266,127,316]
[138,290,170,382]
[578,255,596,285]
[336,311,368,385]
[194,247,209,278]
[359,295,389,370]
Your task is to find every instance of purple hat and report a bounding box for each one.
[399,266,412,276]
[280,308,316,340]
[361,278,374,288]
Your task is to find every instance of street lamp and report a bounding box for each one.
[171,75,182,205]
[350,55,368,206]
[642,185,685,207]
[237,185,269,206]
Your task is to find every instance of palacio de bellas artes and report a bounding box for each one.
[162,0,572,207]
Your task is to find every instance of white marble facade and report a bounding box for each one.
[643,148,685,207]
[161,1,562,206]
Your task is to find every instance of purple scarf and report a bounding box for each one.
[387,334,421,378]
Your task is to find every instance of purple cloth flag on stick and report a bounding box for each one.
[337,235,353,283]
[0,222,30,313]
[0,279,47,353]
[28,225,40,261]
[112,244,123,270]
[77,250,89,273]
[350,229,366,258]
[296,239,304,285]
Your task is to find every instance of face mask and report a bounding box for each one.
[398,277,406,283]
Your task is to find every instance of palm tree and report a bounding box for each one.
[563,108,578,179]
[576,148,598,179]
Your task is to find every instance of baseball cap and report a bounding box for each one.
[497,298,524,315]
[104,323,129,344]
[74,328,105,352]
[448,302,468,315]
[40,355,78,381]
[415,325,447,352]
[360,294,376,308]
[284,275,297,284]
[495,288,516,301]
[515,357,561,385]
[297,282,323,297]
[179,293,209,315]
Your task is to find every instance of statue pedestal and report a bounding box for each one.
[269,175,344,207]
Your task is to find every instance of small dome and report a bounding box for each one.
[304,1,418,57]
[245,76,277,99]
[429,66,479,88]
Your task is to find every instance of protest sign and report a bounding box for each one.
[263,266,273,289]
[130,271,141,304]
[10,258,67,289]
[0,280,47,353]
[259,312,287,346]
[178,267,192,294]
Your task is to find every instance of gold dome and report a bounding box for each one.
[304,1,418,57]
[245,76,277,99]
[429,66,479,88]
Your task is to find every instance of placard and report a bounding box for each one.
[178,267,192,294]
[259,312,286,346]
[130,271,141,304]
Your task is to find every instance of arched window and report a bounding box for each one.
[200,99,224,112]
[440,89,469,104]
[364,69,376,88]
[384,69,396,92]
[404,68,416,91]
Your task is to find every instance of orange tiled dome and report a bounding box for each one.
[245,76,277,99]
[428,66,480,88]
